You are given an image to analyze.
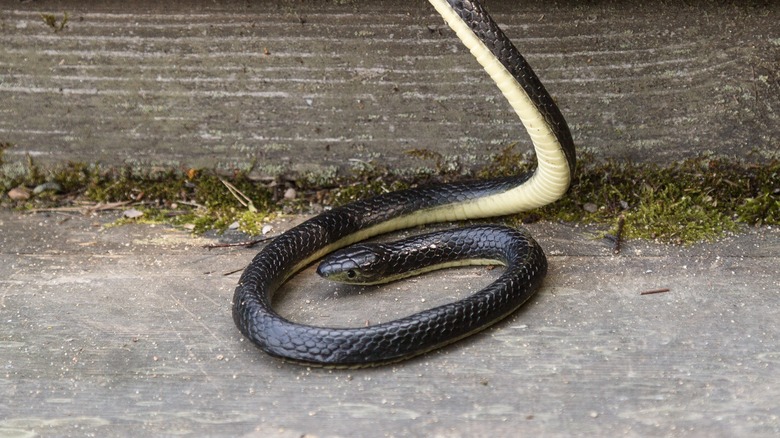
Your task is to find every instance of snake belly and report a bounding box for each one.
[232,0,576,367]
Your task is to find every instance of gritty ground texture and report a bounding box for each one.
[0,210,778,437]
[1,0,779,437]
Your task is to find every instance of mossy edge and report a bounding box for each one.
[1,142,777,244]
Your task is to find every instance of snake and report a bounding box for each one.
[232,0,576,367]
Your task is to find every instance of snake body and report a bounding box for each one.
[316,225,542,285]
[232,0,576,367]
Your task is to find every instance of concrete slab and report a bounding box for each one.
[1,210,778,436]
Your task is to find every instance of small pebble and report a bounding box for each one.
[123,208,144,219]
[583,202,598,213]
[7,186,31,201]
[228,221,240,230]
[284,187,297,200]
[33,181,62,195]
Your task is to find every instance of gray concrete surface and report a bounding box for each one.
[2,1,780,437]
[1,1,778,178]
[1,210,778,436]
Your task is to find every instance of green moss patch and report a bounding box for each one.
[488,147,778,244]
[1,157,274,236]
[1,143,777,243]
[40,12,69,32]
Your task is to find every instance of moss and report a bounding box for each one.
[521,154,778,243]
[236,210,277,236]
[40,12,69,33]
[737,192,779,225]
[0,156,275,236]
[622,184,738,243]
[80,167,274,234]
[1,153,45,195]
[0,146,777,243]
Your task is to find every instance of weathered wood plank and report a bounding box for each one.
[1,211,778,436]
[1,1,777,179]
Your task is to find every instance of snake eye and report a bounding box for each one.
[346,269,357,279]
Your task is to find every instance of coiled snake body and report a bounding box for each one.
[232,0,576,367]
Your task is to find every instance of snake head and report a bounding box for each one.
[316,244,388,285]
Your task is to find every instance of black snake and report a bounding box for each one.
[232,0,576,367]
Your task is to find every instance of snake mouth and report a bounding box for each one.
[316,247,378,284]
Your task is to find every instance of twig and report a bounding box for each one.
[640,288,670,296]
[220,178,256,212]
[613,215,625,254]
[203,235,273,250]
[223,267,245,276]
[175,200,205,209]
[91,201,133,211]
[27,201,132,213]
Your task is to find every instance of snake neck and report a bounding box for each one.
[428,0,576,208]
